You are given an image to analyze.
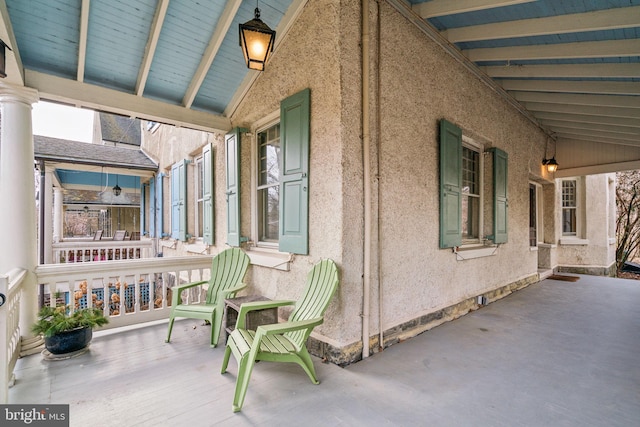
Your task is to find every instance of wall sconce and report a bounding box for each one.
[83,206,89,214]
[239,4,276,71]
[113,184,122,196]
[0,39,12,78]
[542,157,559,173]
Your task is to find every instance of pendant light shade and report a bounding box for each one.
[239,7,276,71]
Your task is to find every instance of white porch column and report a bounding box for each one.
[0,82,39,338]
[53,186,63,243]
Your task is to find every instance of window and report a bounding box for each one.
[225,88,310,255]
[257,123,281,244]
[439,119,508,249]
[562,180,577,236]
[462,144,481,242]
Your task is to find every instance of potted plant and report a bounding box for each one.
[32,305,109,355]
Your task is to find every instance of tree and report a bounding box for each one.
[616,171,640,272]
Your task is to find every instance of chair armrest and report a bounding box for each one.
[219,283,247,299]
[171,280,208,306]
[257,317,323,336]
[236,300,296,329]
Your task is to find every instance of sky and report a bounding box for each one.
[32,101,94,143]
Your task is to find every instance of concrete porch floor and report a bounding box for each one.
[9,274,640,426]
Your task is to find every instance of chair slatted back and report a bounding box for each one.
[285,259,339,347]
[206,248,250,304]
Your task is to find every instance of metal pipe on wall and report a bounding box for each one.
[362,0,371,359]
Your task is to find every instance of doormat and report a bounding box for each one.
[549,274,580,282]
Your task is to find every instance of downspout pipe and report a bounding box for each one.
[362,0,371,359]
[38,159,45,308]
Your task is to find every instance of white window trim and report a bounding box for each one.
[561,177,584,238]
[461,135,484,247]
[248,110,293,270]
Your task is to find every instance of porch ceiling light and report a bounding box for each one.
[113,184,122,196]
[542,157,559,173]
[0,39,11,78]
[239,6,276,71]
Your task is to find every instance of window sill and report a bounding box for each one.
[186,241,208,254]
[246,246,292,271]
[559,238,589,246]
[454,245,498,260]
[529,246,538,252]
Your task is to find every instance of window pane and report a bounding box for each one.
[562,180,576,207]
[462,195,479,240]
[259,124,280,187]
[257,122,281,243]
[462,147,479,195]
[258,186,279,241]
[563,208,576,235]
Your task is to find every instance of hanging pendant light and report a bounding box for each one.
[239,3,276,71]
[113,174,122,196]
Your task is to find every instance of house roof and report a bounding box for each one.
[1,1,638,167]
[99,113,141,147]
[34,135,157,171]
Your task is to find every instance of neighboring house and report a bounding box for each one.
[138,2,617,366]
[34,115,157,263]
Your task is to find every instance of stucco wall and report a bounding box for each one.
[140,1,615,364]
[372,2,550,333]
[230,0,358,347]
[556,174,616,273]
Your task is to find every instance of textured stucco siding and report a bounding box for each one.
[371,1,551,341]
[556,174,616,273]
[229,0,358,346]
[140,1,615,365]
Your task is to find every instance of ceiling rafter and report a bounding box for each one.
[26,69,231,133]
[183,0,242,108]
[524,101,640,119]
[135,0,170,97]
[500,79,640,96]
[465,39,640,62]
[412,0,535,19]
[444,6,640,43]
[540,119,640,136]
[553,131,640,147]
[483,63,640,79]
[77,0,90,83]
[509,91,640,109]
[533,111,640,128]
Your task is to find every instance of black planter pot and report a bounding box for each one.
[44,327,92,355]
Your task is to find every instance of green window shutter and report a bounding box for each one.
[279,88,310,255]
[149,177,156,238]
[225,128,241,247]
[439,119,462,249]
[140,182,147,236]
[171,160,187,240]
[490,147,508,244]
[203,143,214,245]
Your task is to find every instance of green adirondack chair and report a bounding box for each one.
[166,247,250,347]
[221,259,339,412]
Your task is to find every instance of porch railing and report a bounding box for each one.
[1,268,26,404]
[35,255,214,331]
[52,240,154,264]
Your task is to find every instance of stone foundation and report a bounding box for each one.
[307,273,539,366]
[557,263,616,277]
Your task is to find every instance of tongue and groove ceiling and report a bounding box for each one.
[1,0,638,171]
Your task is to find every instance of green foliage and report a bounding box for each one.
[32,305,109,338]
